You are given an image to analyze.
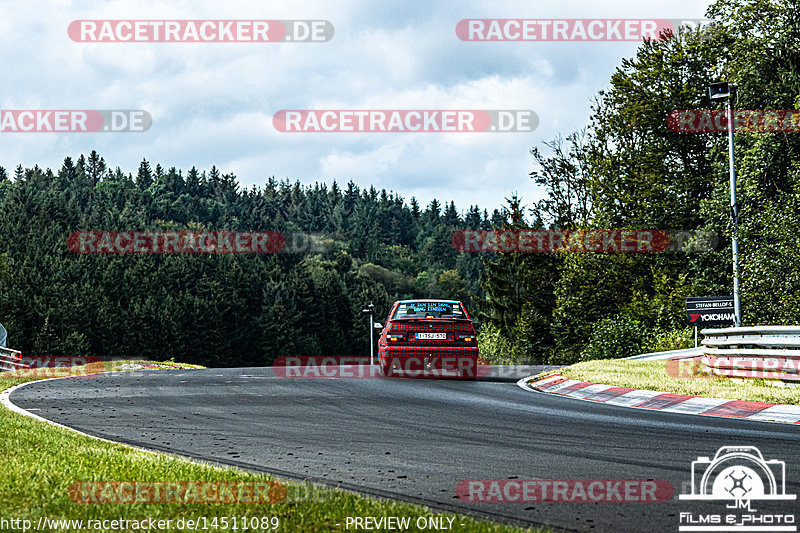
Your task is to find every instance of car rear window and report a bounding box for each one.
[393,301,466,319]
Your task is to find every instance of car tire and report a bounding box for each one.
[380,358,393,377]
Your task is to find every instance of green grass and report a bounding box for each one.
[546,359,800,405]
[1,361,546,532]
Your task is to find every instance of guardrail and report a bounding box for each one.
[1,346,27,372]
[624,347,703,361]
[701,326,800,382]
[1,323,29,372]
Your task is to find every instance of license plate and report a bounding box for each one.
[416,332,447,340]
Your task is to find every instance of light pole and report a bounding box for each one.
[709,81,742,327]
[362,303,375,365]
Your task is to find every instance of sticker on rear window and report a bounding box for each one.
[395,301,466,318]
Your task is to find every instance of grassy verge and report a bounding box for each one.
[545,359,799,405]
[1,361,545,532]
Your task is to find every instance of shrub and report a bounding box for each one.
[581,315,647,361]
[642,327,694,353]
[477,323,517,365]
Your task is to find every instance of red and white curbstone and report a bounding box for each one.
[519,373,800,424]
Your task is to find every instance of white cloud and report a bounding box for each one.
[0,0,712,212]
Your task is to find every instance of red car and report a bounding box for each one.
[377,299,479,379]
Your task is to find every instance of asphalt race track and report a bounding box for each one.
[10,367,800,532]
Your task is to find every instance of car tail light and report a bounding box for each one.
[457,334,475,342]
[387,332,406,342]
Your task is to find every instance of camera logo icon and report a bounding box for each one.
[680,446,796,502]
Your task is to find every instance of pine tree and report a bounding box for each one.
[185,166,200,195]
[136,159,153,190]
[443,201,460,226]
[58,157,77,185]
[426,199,441,223]
[410,197,420,219]
[86,150,106,185]
[343,181,359,215]
[464,205,481,229]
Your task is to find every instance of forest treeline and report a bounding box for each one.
[1,0,799,366]
[0,156,495,366]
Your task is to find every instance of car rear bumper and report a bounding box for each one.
[379,346,478,376]
[380,345,478,358]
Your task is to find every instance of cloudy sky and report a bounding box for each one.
[0,0,712,213]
